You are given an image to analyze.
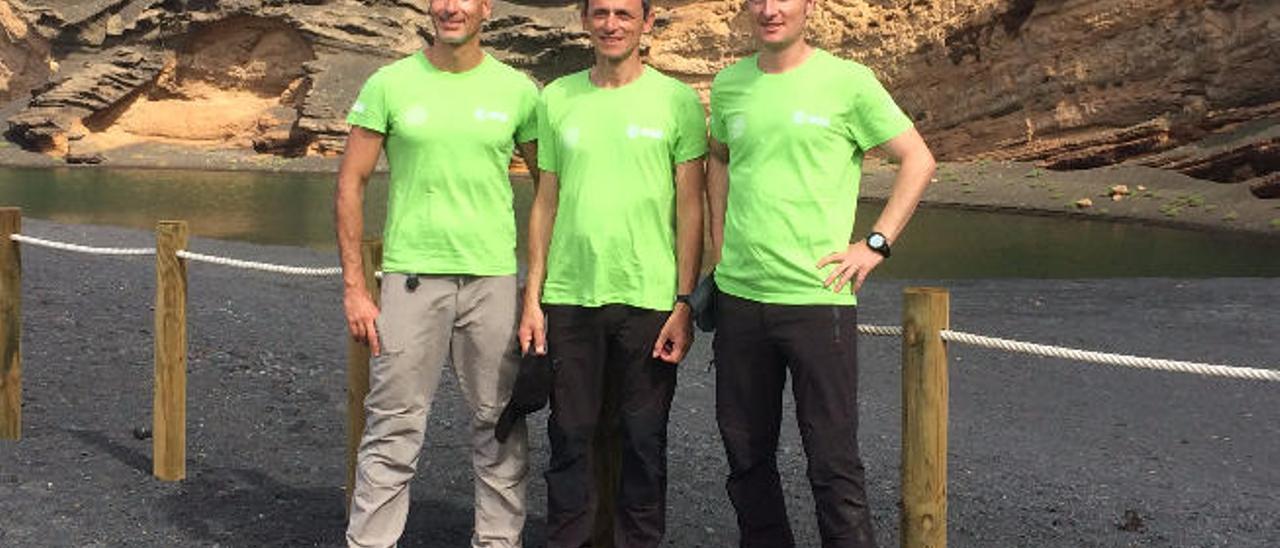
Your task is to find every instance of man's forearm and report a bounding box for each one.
[335,174,369,292]
[675,161,706,294]
[871,150,934,242]
[706,144,729,262]
[524,173,558,305]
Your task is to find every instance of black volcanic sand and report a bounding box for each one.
[1,218,1277,547]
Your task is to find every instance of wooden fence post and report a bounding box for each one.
[901,287,949,548]
[346,239,381,513]
[1,208,20,441]
[154,220,188,481]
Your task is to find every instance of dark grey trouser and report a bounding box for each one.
[543,304,677,548]
[713,291,877,548]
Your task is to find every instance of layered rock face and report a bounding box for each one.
[0,0,51,104]
[2,0,1277,189]
[3,0,590,158]
[650,0,1279,188]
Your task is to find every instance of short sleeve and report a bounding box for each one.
[847,66,912,151]
[708,79,726,143]
[671,85,708,163]
[514,77,539,144]
[535,92,558,173]
[347,70,389,134]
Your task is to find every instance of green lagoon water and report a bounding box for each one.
[1,166,1278,278]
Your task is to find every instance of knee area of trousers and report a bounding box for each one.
[549,419,598,446]
[804,455,864,485]
[356,452,419,487]
[621,427,667,461]
[473,404,504,427]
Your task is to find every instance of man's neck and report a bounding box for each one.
[757,39,813,74]
[425,39,484,73]
[590,53,645,88]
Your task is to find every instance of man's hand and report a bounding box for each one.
[344,287,381,356]
[518,302,547,356]
[817,241,884,294]
[652,304,693,364]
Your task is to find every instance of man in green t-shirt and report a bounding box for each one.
[516,0,706,544]
[707,0,935,546]
[334,0,539,545]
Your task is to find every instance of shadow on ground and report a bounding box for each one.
[69,429,549,547]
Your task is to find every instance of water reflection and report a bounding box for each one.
[1,166,1277,278]
[1,167,365,248]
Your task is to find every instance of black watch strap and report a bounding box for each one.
[675,293,692,306]
[866,231,891,259]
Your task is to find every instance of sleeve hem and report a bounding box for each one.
[347,118,387,135]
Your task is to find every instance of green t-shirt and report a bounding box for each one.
[347,52,538,275]
[709,50,912,305]
[537,67,708,310]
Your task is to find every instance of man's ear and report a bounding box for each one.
[643,9,656,33]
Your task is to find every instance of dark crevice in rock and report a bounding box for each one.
[1000,0,1036,36]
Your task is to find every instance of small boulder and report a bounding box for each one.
[1248,173,1279,199]
[65,150,105,164]
[1075,198,1094,209]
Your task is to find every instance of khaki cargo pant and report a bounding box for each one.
[346,274,529,548]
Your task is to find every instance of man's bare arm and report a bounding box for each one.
[518,169,559,355]
[652,156,706,364]
[673,158,705,296]
[706,138,730,266]
[866,128,934,243]
[817,127,935,293]
[335,126,386,355]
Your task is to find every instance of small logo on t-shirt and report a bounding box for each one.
[727,115,747,141]
[474,108,510,123]
[402,106,429,126]
[792,110,831,128]
[351,101,366,114]
[562,127,581,148]
[626,124,664,140]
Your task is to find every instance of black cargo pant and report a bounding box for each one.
[544,304,677,548]
[713,292,876,548]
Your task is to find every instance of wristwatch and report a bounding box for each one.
[866,232,891,258]
[675,293,692,307]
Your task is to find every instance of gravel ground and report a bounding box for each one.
[1,218,1278,547]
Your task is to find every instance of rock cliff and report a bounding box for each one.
[1,0,1276,190]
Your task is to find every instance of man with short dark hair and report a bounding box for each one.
[517,0,706,544]
[706,0,936,546]
[335,0,540,545]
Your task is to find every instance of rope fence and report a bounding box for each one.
[10,233,154,256]
[7,229,1276,383]
[938,329,1280,382]
[176,250,342,277]
[9,232,341,276]
[856,325,1278,383]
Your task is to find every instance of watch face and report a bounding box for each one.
[868,234,886,249]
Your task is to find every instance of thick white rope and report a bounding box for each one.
[858,324,902,337]
[859,322,1277,382]
[9,233,154,255]
[939,329,1279,382]
[175,250,341,277]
